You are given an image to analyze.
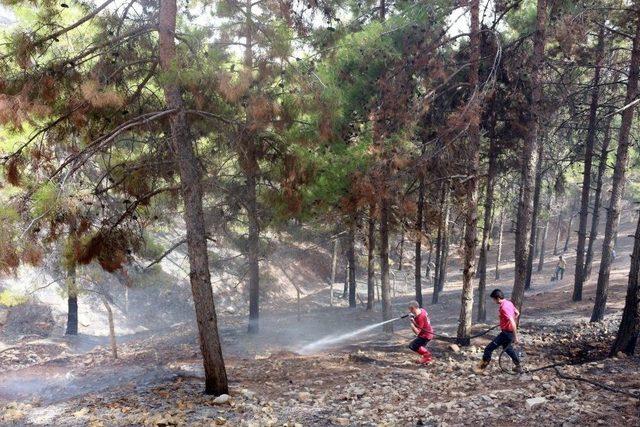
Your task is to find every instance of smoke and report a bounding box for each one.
[298,318,398,354]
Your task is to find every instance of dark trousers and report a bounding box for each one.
[555,267,565,280]
[483,331,520,365]
[409,336,430,352]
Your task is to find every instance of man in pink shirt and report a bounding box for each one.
[407,301,434,364]
[477,289,523,373]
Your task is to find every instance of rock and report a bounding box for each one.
[225,306,236,314]
[240,389,256,399]
[449,344,461,353]
[525,397,547,410]
[0,306,9,325]
[298,392,311,402]
[333,417,350,426]
[352,387,366,398]
[215,416,227,425]
[213,394,231,405]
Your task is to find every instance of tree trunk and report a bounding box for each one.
[585,113,613,279]
[458,0,481,345]
[380,196,393,332]
[438,190,451,293]
[415,176,425,306]
[397,233,404,271]
[367,210,375,310]
[610,212,640,355]
[512,0,547,311]
[563,213,574,252]
[158,0,228,395]
[495,209,504,280]
[101,296,118,359]
[347,220,357,308]
[525,141,544,290]
[574,25,605,301]
[591,9,640,322]
[432,185,444,304]
[65,262,78,336]
[553,210,562,255]
[330,238,338,306]
[538,198,551,272]
[478,133,498,322]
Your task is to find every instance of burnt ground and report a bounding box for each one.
[1,219,640,425]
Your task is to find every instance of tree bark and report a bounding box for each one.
[538,197,551,272]
[380,196,393,332]
[525,141,544,290]
[432,184,444,304]
[367,209,375,310]
[458,0,481,345]
[591,9,640,322]
[512,0,547,311]
[564,212,574,253]
[101,296,118,359]
[347,219,357,308]
[65,262,78,336]
[574,25,606,301]
[415,177,425,306]
[438,188,451,293]
[610,212,640,355]
[158,0,228,395]
[553,210,562,255]
[495,209,504,280]
[330,238,338,307]
[477,130,498,322]
[585,113,614,279]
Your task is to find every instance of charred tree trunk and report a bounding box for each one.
[158,0,228,394]
[525,142,544,290]
[553,211,562,255]
[585,113,614,279]
[347,220,357,308]
[65,262,78,336]
[477,134,498,322]
[538,197,551,272]
[512,0,547,311]
[438,185,452,294]
[367,209,376,310]
[380,196,393,332]
[495,209,504,280]
[415,176,425,306]
[432,184,444,304]
[591,10,640,322]
[330,238,338,306]
[398,233,404,271]
[574,25,606,302]
[458,0,481,345]
[610,212,640,355]
[564,212,574,253]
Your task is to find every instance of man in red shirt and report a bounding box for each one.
[477,289,523,373]
[407,301,434,364]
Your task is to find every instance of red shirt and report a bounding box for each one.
[413,308,434,339]
[499,299,518,332]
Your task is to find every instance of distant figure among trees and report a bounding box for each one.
[554,255,566,281]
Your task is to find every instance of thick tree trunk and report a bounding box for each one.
[367,209,375,310]
[574,25,605,301]
[585,114,613,279]
[330,238,338,306]
[458,0,481,345]
[591,10,640,322]
[380,197,393,332]
[65,263,78,336]
[478,135,498,322]
[158,0,228,394]
[495,209,504,280]
[512,0,547,311]
[610,212,640,355]
[347,220,357,308]
[525,142,544,290]
[415,177,425,306]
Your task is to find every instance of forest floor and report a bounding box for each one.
[1,220,640,425]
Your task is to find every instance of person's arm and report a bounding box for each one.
[410,319,419,335]
[510,317,518,343]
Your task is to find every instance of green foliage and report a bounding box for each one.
[0,289,27,307]
[31,181,59,219]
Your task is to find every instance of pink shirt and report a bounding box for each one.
[413,308,434,340]
[499,299,518,332]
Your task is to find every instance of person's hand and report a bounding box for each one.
[513,335,519,344]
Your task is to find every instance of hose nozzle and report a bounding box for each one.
[399,314,411,319]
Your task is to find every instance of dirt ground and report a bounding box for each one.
[1,219,640,426]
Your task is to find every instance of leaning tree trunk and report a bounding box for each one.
[591,10,640,322]
[563,212,574,253]
[380,196,393,332]
[478,132,498,322]
[585,112,613,279]
[367,207,376,310]
[525,141,544,290]
[158,0,228,394]
[65,262,78,336]
[512,0,547,311]
[347,219,357,308]
[610,211,640,355]
[574,25,605,302]
[414,176,425,306]
[458,0,481,346]
[495,208,504,280]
